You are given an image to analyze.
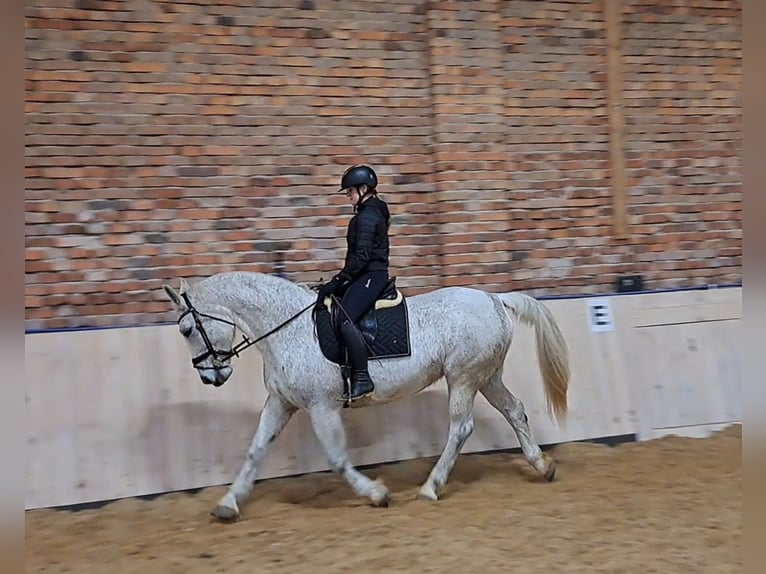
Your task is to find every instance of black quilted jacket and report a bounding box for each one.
[337,195,390,282]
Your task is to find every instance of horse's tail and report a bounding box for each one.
[496,292,570,423]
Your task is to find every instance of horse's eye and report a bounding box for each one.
[181,324,193,338]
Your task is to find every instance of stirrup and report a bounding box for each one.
[344,386,374,401]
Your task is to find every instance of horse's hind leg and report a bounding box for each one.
[417,383,477,501]
[480,370,556,481]
[308,404,390,507]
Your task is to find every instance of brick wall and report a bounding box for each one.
[25,0,742,330]
[621,0,742,286]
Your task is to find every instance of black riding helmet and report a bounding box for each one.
[338,164,378,193]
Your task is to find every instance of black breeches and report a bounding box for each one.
[338,270,389,323]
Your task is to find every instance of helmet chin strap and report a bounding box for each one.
[353,186,374,212]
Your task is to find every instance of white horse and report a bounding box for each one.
[163,271,570,521]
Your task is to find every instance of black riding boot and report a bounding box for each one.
[339,321,375,400]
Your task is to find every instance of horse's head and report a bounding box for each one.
[163,280,237,387]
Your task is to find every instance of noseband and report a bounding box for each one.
[178,292,314,369]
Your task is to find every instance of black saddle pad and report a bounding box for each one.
[313,290,411,366]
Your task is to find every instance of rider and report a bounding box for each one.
[316,164,391,401]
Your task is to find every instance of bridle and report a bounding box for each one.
[178,292,314,369]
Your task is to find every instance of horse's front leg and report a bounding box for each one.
[308,404,390,507]
[212,393,296,521]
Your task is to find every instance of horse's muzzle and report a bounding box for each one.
[198,366,233,387]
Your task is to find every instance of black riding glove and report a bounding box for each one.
[316,275,345,306]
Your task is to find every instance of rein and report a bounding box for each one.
[179,291,314,368]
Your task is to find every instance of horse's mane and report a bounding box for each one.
[186,270,318,304]
[294,280,316,294]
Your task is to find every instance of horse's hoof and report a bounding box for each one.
[370,480,390,507]
[374,493,390,508]
[211,505,239,522]
[536,454,556,482]
[544,464,556,482]
[416,484,438,501]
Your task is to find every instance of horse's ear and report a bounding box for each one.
[163,284,186,312]
[179,278,190,293]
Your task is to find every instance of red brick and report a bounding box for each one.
[24,0,742,330]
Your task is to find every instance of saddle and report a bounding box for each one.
[312,277,412,369]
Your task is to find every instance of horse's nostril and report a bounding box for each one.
[199,369,218,385]
[218,366,233,382]
[198,366,232,387]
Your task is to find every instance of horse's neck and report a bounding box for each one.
[202,272,312,351]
